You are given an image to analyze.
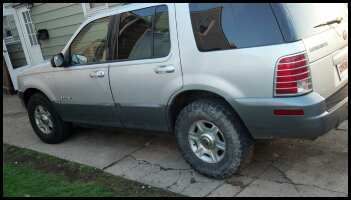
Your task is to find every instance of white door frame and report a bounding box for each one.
[3,4,43,90]
[16,6,44,65]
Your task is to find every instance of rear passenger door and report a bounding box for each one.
[108,4,182,131]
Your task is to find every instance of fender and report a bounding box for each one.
[167,74,245,108]
[165,74,245,130]
[18,73,58,103]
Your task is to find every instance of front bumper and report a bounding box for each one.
[232,85,348,139]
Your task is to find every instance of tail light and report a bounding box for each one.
[274,53,313,97]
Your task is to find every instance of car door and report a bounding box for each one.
[51,16,122,127]
[109,4,183,131]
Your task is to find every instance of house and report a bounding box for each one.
[3,3,124,93]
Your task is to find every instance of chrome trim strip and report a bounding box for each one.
[275,77,312,84]
[278,58,307,65]
[276,71,310,78]
[277,64,309,71]
[276,83,313,90]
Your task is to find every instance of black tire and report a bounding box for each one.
[27,93,72,144]
[175,98,254,179]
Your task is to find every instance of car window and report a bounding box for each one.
[154,6,170,58]
[118,7,154,60]
[70,17,110,65]
[189,3,284,51]
[108,5,170,61]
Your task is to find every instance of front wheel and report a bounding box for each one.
[175,98,253,179]
[27,93,72,144]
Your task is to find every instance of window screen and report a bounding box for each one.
[189,3,284,51]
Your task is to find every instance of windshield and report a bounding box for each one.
[283,3,348,39]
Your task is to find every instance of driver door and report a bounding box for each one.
[51,16,121,126]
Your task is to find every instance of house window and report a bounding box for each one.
[3,15,20,44]
[22,10,38,46]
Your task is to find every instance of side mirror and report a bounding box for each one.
[51,53,65,67]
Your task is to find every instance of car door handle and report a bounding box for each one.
[154,65,175,74]
[89,70,105,78]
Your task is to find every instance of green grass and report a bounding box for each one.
[4,163,114,197]
[3,144,181,197]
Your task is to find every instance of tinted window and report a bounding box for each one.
[118,7,154,60]
[154,6,170,58]
[189,3,284,51]
[70,17,110,65]
[111,5,170,61]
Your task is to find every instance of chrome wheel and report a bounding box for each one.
[188,120,226,163]
[34,105,53,135]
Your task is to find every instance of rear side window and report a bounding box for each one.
[116,5,170,61]
[189,3,284,51]
[154,6,170,58]
[118,7,153,60]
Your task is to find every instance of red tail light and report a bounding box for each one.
[274,53,313,97]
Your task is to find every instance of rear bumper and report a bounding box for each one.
[232,84,348,139]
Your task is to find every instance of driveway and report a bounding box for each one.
[3,95,348,197]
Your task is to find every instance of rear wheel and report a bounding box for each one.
[27,93,72,144]
[175,98,253,179]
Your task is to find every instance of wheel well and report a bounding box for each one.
[22,88,46,108]
[168,90,246,132]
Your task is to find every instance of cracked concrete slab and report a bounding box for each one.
[105,153,223,197]
[131,136,191,170]
[226,175,255,188]
[28,128,153,169]
[207,183,241,197]
[259,165,290,184]
[237,179,300,197]
[284,152,348,194]
[179,172,224,197]
[3,95,349,197]
[295,185,347,197]
[237,160,272,178]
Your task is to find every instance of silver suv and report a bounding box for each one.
[17,3,348,178]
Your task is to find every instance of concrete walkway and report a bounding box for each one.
[3,95,348,197]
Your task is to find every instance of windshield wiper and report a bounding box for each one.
[314,17,343,28]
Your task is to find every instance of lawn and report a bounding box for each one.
[4,163,114,197]
[3,144,181,197]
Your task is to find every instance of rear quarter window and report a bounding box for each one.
[189,3,284,51]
